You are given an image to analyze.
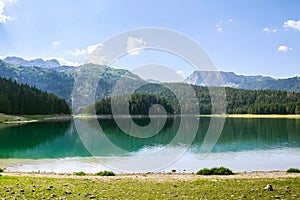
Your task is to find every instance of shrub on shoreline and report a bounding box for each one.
[74,171,86,176]
[287,168,300,173]
[196,167,234,175]
[0,168,4,173]
[95,170,115,176]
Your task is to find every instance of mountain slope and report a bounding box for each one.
[0,60,74,102]
[0,60,145,104]
[1,58,299,111]
[185,71,300,93]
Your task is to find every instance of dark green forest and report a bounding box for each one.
[0,67,299,116]
[86,83,300,115]
[225,87,300,114]
[83,93,174,115]
[0,77,71,115]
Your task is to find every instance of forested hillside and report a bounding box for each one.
[0,61,144,103]
[225,87,300,114]
[83,93,174,115]
[0,78,71,115]
[87,83,300,115]
[0,60,74,103]
[1,58,299,115]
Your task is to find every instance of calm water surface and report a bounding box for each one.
[0,117,299,173]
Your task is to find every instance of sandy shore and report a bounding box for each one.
[200,114,300,119]
[1,113,299,125]
[2,171,300,180]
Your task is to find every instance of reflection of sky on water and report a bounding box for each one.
[0,117,299,173]
[2,148,300,173]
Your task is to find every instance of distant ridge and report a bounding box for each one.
[0,60,144,103]
[0,57,299,104]
[185,71,300,93]
[4,56,61,69]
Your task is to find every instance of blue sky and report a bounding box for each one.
[0,0,299,78]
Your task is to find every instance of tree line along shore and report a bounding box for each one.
[0,77,300,117]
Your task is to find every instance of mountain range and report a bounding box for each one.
[0,56,299,105]
[0,57,144,104]
[4,56,61,69]
[185,71,300,92]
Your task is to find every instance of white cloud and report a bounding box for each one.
[69,49,87,56]
[85,43,108,65]
[87,43,103,54]
[216,24,222,31]
[86,55,109,65]
[277,45,292,52]
[216,19,233,32]
[263,27,277,33]
[52,41,61,46]
[127,36,147,55]
[176,70,184,75]
[216,23,223,32]
[0,0,14,23]
[67,43,104,59]
[44,57,81,66]
[283,20,300,31]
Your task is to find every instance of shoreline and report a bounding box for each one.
[200,114,300,119]
[0,113,72,126]
[75,113,300,119]
[2,170,300,180]
[1,170,299,199]
[1,113,299,126]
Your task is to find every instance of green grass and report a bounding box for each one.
[0,113,71,125]
[0,175,299,199]
[287,168,300,173]
[95,170,115,176]
[74,171,86,176]
[196,167,234,175]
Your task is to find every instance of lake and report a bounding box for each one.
[0,117,299,173]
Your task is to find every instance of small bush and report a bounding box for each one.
[74,171,86,176]
[95,170,115,176]
[196,168,212,175]
[287,168,300,173]
[196,167,234,175]
[0,168,4,173]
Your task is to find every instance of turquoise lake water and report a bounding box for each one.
[0,117,299,173]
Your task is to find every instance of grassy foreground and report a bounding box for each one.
[0,174,299,199]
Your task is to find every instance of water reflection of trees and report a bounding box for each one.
[98,118,179,152]
[191,118,300,153]
[0,121,90,158]
[2,117,298,158]
[81,117,300,155]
